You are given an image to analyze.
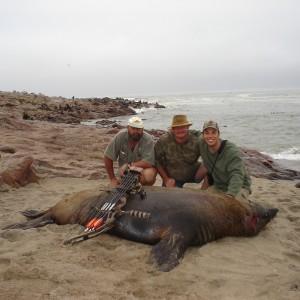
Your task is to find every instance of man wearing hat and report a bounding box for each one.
[195,120,252,201]
[155,115,205,188]
[104,116,157,186]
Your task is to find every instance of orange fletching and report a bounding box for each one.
[86,218,96,229]
[93,218,104,229]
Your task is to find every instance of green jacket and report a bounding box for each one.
[199,138,251,197]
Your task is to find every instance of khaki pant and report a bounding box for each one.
[206,186,251,203]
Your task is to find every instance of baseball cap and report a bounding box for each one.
[128,116,144,128]
[203,120,219,131]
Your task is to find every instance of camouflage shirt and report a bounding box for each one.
[154,132,201,182]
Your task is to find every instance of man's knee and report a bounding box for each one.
[140,167,157,186]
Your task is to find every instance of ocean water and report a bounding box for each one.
[85,90,300,170]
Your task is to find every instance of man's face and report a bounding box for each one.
[172,125,189,140]
[203,128,220,147]
[128,126,143,141]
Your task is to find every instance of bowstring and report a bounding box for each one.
[84,172,138,222]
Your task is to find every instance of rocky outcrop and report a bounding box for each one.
[240,147,300,180]
[0,153,39,187]
[0,91,162,124]
[0,114,111,188]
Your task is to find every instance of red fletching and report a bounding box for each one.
[86,218,97,229]
[92,218,104,229]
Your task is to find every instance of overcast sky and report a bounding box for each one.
[1,0,300,98]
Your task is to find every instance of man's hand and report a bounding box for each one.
[164,177,176,188]
[110,177,121,186]
[119,164,130,177]
[200,176,210,190]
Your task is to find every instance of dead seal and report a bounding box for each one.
[3,186,278,271]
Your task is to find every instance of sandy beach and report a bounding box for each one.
[0,94,300,299]
[1,176,300,299]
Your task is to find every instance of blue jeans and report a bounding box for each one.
[162,176,196,188]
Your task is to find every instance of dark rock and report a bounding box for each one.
[240,147,300,180]
[95,119,120,128]
[23,112,33,120]
[145,129,166,141]
[0,145,16,154]
[154,102,165,108]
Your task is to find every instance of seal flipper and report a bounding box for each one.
[150,233,190,272]
[20,209,49,219]
[2,213,54,230]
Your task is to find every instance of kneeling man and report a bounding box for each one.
[104,116,157,186]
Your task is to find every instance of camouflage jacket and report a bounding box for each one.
[154,132,201,182]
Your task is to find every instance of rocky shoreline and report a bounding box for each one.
[0,90,299,191]
[0,90,163,124]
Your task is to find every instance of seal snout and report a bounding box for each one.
[264,208,278,223]
[246,206,279,236]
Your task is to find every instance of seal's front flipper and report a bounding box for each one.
[150,233,190,272]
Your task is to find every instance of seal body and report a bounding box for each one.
[3,186,278,271]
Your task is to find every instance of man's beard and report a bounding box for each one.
[130,133,142,142]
